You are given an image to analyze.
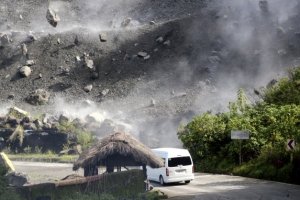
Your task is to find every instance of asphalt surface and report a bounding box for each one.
[13,161,300,199]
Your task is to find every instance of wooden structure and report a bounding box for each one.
[73,132,164,190]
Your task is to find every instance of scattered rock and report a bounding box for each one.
[101,89,109,96]
[150,21,155,25]
[164,40,171,46]
[26,89,50,105]
[8,107,29,118]
[72,118,85,129]
[150,99,156,107]
[156,37,163,43]
[84,84,93,92]
[21,43,27,55]
[59,113,70,124]
[46,8,60,27]
[144,55,150,60]
[29,33,37,42]
[84,59,94,69]
[81,100,95,108]
[91,72,99,79]
[138,52,148,57]
[121,18,131,27]
[99,33,107,42]
[1,34,11,45]
[74,35,79,45]
[23,122,37,130]
[259,1,269,12]
[26,60,35,66]
[19,66,32,77]
[57,38,60,44]
[5,171,30,186]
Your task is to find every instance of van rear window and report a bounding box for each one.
[168,156,192,167]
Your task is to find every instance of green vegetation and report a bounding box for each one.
[57,120,97,149]
[7,153,78,163]
[7,125,24,146]
[178,66,300,184]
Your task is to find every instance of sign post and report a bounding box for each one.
[231,131,249,165]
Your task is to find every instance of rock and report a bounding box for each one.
[81,100,95,107]
[21,116,31,124]
[74,35,79,45]
[46,8,60,27]
[26,60,35,66]
[26,89,50,105]
[259,1,268,12]
[42,113,58,124]
[23,122,37,130]
[72,118,85,128]
[96,119,118,137]
[8,93,15,100]
[6,171,30,186]
[150,99,156,107]
[21,43,27,55]
[6,116,21,128]
[101,89,109,96]
[150,21,155,25]
[91,72,99,79]
[84,59,94,69]
[144,55,150,60]
[138,52,148,57]
[99,33,107,42]
[59,114,70,124]
[0,152,15,172]
[43,123,52,130]
[121,18,131,27]
[33,119,43,129]
[84,84,93,92]
[9,107,29,118]
[277,26,286,37]
[85,112,105,123]
[1,34,10,45]
[156,37,163,43]
[29,33,37,42]
[20,66,31,77]
[164,40,171,46]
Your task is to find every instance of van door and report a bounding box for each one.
[167,156,193,178]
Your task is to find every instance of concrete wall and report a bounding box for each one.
[14,169,144,199]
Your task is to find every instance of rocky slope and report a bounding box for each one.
[0,0,300,147]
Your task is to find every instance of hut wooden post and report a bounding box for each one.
[142,164,147,191]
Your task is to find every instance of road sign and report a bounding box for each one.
[231,131,249,140]
[287,139,295,150]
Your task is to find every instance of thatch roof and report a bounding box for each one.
[73,132,164,171]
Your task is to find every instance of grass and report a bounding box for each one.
[6,153,79,163]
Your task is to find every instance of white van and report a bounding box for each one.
[146,148,194,185]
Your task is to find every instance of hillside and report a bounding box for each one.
[1,0,300,147]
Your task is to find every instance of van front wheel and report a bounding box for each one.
[159,176,165,186]
[185,180,190,184]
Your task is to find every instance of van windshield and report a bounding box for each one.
[168,156,192,167]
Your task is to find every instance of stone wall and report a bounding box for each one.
[0,129,68,153]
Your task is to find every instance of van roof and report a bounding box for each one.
[151,148,191,157]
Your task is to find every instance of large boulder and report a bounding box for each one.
[85,112,104,123]
[26,89,50,105]
[5,171,30,186]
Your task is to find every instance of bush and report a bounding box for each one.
[277,163,293,183]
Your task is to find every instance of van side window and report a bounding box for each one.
[168,156,192,167]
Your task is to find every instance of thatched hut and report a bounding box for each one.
[73,132,164,178]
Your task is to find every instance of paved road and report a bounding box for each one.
[13,161,300,199]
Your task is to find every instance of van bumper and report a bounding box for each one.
[164,175,194,183]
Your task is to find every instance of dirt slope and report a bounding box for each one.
[1,0,300,147]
